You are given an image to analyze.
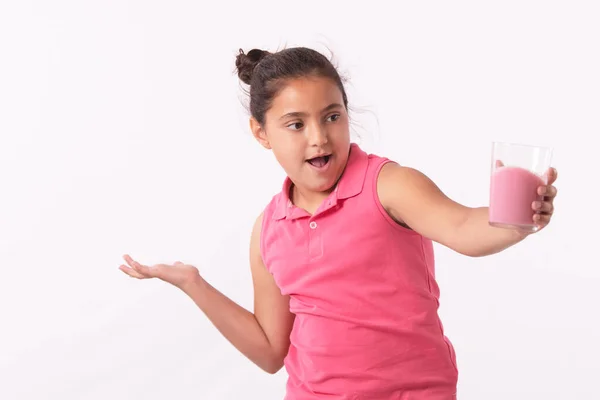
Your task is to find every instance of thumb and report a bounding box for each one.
[546,167,558,184]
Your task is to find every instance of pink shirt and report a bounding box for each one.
[260,143,458,400]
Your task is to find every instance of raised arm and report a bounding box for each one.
[376,162,556,257]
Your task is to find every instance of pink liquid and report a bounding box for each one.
[489,166,545,228]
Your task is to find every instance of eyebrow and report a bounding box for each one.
[279,103,344,120]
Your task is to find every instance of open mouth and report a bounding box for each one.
[306,154,331,168]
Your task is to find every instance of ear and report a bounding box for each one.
[250,117,271,149]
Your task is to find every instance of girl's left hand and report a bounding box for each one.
[531,167,558,231]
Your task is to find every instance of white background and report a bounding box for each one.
[1,1,598,399]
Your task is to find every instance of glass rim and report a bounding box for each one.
[492,141,553,152]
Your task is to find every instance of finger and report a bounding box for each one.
[538,185,557,198]
[123,255,156,277]
[545,167,558,185]
[119,264,146,279]
[131,261,157,277]
[123,254,139,269]
[495,160,504,168]
[533,213,551,225]
[532,200,554,214]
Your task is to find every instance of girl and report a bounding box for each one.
[119,46,558,399]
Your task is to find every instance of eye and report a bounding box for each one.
[287,122,304,130]
[327,113,341,123]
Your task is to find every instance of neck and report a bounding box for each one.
[290,183,333,215]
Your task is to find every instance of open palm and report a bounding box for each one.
[119,254,200,290]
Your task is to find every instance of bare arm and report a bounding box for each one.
[377,163,529,257]
[122,213,295,373]
[179,212,295,373]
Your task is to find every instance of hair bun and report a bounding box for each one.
[236,48,270,85]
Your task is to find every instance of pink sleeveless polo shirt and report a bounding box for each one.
[260,143,458,400]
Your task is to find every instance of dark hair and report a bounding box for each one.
[235,46,349,126]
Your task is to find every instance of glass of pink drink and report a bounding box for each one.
[489,141,553,233]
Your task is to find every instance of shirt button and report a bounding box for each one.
[309,221,317,229]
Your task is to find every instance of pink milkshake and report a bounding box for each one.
[489,166,545,230]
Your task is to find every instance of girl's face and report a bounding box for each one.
[251,76,351,197]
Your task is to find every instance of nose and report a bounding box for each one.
[306,123,328,146]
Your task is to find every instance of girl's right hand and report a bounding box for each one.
[119,254,201,290]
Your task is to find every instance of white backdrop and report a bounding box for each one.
[1,1,598,399]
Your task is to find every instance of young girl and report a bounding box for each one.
[119,46,558,399]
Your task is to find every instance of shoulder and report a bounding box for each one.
[377,161,444,207]
[253,193,278,238]
[260,189,284,222]
[377,161,433,190]
[376,161,444,225]
[375,159,473,243]
[353,145,433,192]
[251,190,284,254]
[361,148,420,182]
[252,211,265,235]
[250,210,265,254]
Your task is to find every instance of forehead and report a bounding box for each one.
[269,76,344,114]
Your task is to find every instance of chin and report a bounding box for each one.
[311,181,336,193]
[308,172,341,193]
